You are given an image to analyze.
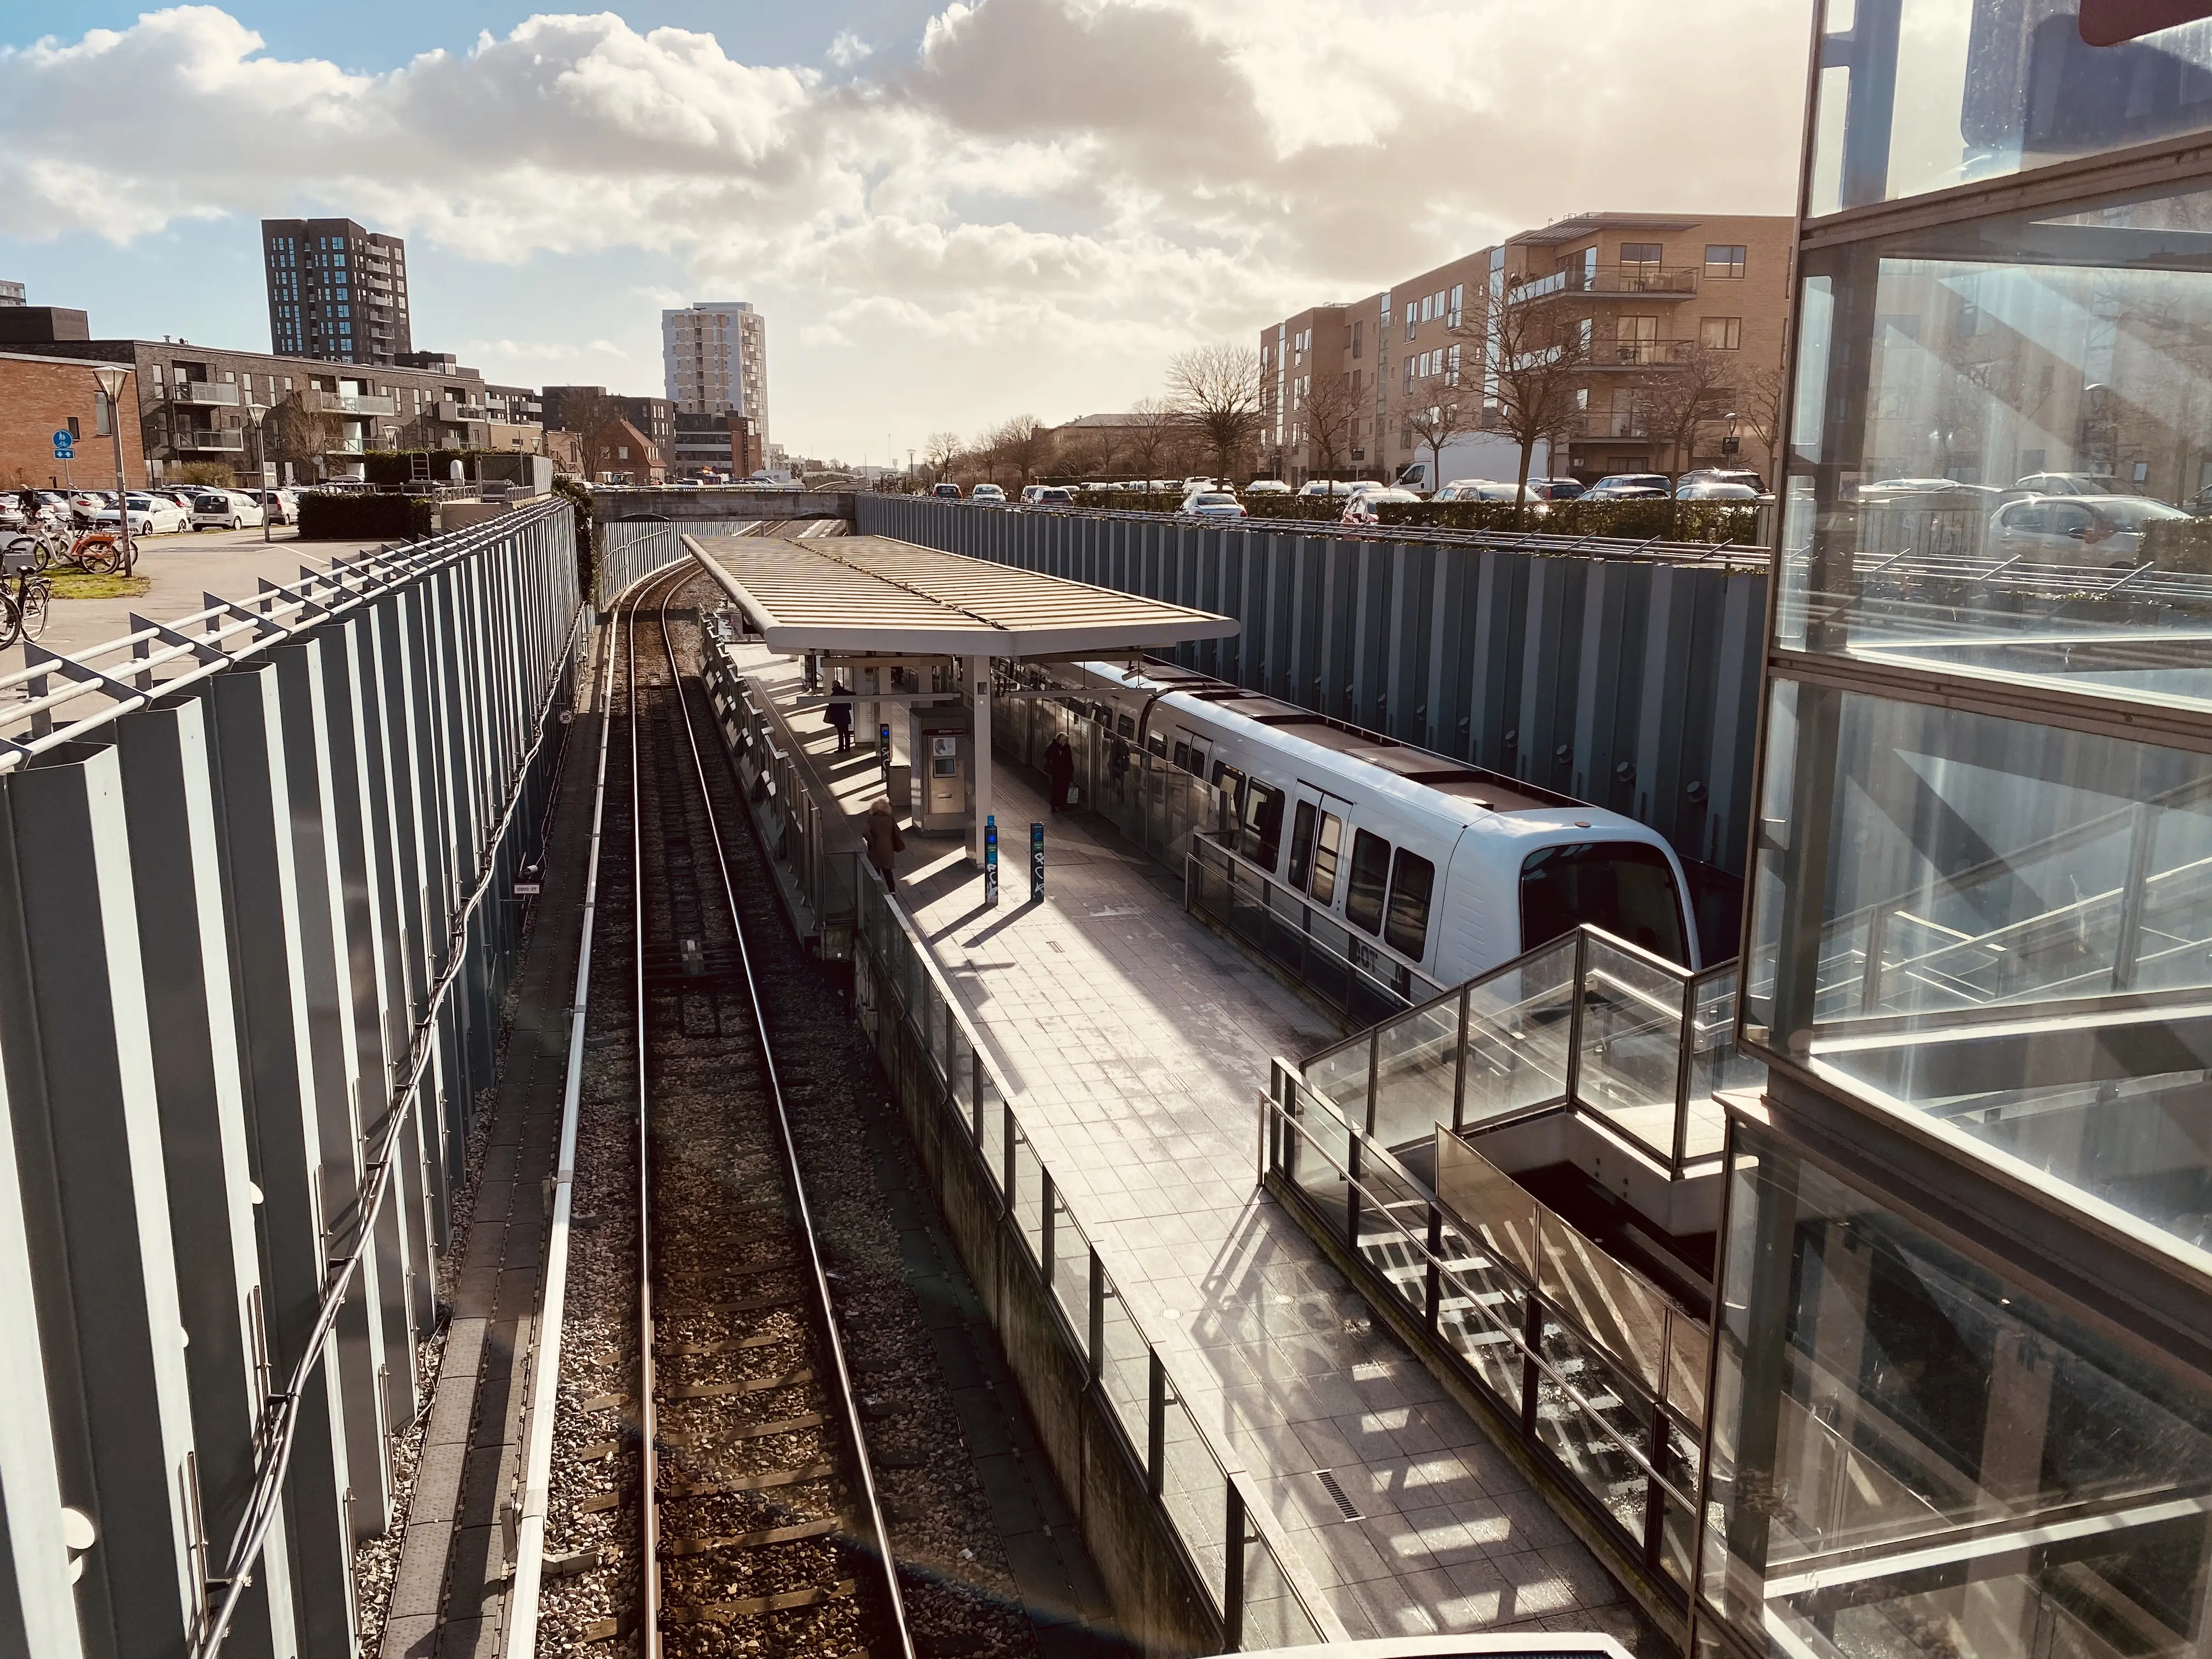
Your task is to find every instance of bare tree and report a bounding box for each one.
[1297,371,1363,483]
[262,391,343,478]
[923,430,962,482]
[1123,398,1181,487]
[1638,342,1740,478]
[993,414,1054,484]
[1736,359,1791,479]
[554,388,625,444]
[1451,278,1597,521]
[1405,396,1479,495]
[1166,344,1265,482]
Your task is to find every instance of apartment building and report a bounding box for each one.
[0,281,23,308]
[4,308,490,482]
[1261,211,1792,485]
[542,385,675,458]
[0,350,150,489]
[261,217,414,368]
[662,301,768,437]
[669,410,764,478]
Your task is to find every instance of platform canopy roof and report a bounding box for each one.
[686,532,1237,657]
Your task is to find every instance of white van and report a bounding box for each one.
[193,490,267,531]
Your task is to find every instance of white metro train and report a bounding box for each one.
[1060,659,1702,981]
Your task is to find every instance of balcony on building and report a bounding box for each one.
[437,399,488,424]
[169,381,241,406]
[173,427,245,452]
[303,388,396,416]
[1587,338,1696,369]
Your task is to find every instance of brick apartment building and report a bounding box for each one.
[2,305,494,483]
[586,417,664,484]
[0,349,150,490]
[670,410,765,478]
[542,386,675,457]
[1261,210,1793,485]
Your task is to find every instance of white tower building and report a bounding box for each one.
[662,301,768,433]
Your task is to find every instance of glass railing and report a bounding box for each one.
[1302,925,1755,1176]
[1265,1071,1710,1596]
[852,870,1334,1649]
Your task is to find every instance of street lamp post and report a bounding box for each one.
[91,363,135,573]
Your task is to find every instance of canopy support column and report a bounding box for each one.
[969,654,993,866]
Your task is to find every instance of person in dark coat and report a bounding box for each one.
[865,797,905,890]
[826,682,853,752]
[1044,732,1075,813]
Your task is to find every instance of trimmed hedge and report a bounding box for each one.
[362,448,509,488]
[298,492,432,540]
[2141,518,2212,575]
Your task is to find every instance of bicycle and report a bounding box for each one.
[62,528,128,575]
[0,551,51,648]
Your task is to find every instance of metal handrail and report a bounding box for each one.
[1267,1081,1701,1510]
[851,870,1341,1645]
[0,501,567,768]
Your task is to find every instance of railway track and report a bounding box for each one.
[603,560,912,1657]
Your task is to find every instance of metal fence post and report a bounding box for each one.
[1451,983,1471,1134]
[1562,928,1589,1109]
[1425,1205,1443,1333]
[970,1051,984,1146]
[1001,1104,1017,1212]
[1224,1480,1247,1650]
[1041,1169,1056,1289]
[1088,1251,1106,1386]
[1672,972,1699,1176]
[1147,1351,1167,1498]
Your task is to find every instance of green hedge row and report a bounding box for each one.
[361,448,510,488]
[2141,518,2212,575]
[298,493,433,540]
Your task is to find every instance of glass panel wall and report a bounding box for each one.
[1704,1124,2212,1659]
[1744,679,2212,1267]
[1808,0,2212,215]
[1780,181,2212,715]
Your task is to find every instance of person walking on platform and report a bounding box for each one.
[826,682,854,753]
[866,797,906,891]
[1045,731,1075,814]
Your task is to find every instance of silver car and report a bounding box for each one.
[1987,493,2193,565]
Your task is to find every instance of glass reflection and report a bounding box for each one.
[1745,682,2212,1263]
[1704,1129,2212,1659]
[1780,183,2212,713]
[1810,0,2212,214]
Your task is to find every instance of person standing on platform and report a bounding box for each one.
[826,682,854,753]
[1045,731,1075,814]
[866,797,905,891]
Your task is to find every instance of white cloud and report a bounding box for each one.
[0,1,1811,456]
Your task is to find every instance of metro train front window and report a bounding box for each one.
[1519,842,1688,965]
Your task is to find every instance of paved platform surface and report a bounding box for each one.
[734,644,1653,1649]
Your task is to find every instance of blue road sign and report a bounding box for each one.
[50,430,74,458]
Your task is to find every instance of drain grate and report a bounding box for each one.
[1316,1469,1362,1521]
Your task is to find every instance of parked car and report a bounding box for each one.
[1244,479,1292,495]
[2014,471,2144,497]
[1178,489,1247,521]
[932,481,963,499]
[1341,486,1422,525]
[1033,486,1075,508]
[1677,467,1766,494]
[91,492,191,535]
[1675,479,1760,500]
[1432,479,1526,503]
[1296,479,1362,498]
[970,483,1007,506]
[1987,493,2193,566]
[1533,477,1588,500]
[1585,473,1673,500]
[192,489,266,530]
[253,487,301,524]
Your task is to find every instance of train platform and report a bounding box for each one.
[723,639,1656,1650]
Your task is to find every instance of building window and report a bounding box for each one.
[1620,241,1663,273]
[1700,316,1743,349]
[1704,243,1746,278]
[1352,319,1363,359]
[94,392,111,437]
[1448,284,1463,327]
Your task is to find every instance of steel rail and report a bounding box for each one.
[628,561,695,1656]
[196,592,586,1658]
[500,590,625,1657]
[641,568,918,1659]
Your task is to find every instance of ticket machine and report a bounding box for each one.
[911,706,974,833]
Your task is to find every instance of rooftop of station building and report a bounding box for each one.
[688,530,1238,657]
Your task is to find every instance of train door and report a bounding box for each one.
[1284,784,1355,910]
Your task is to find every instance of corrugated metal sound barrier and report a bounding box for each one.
[0,503,580,1658]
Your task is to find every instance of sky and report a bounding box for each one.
[0,2,1813,464]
